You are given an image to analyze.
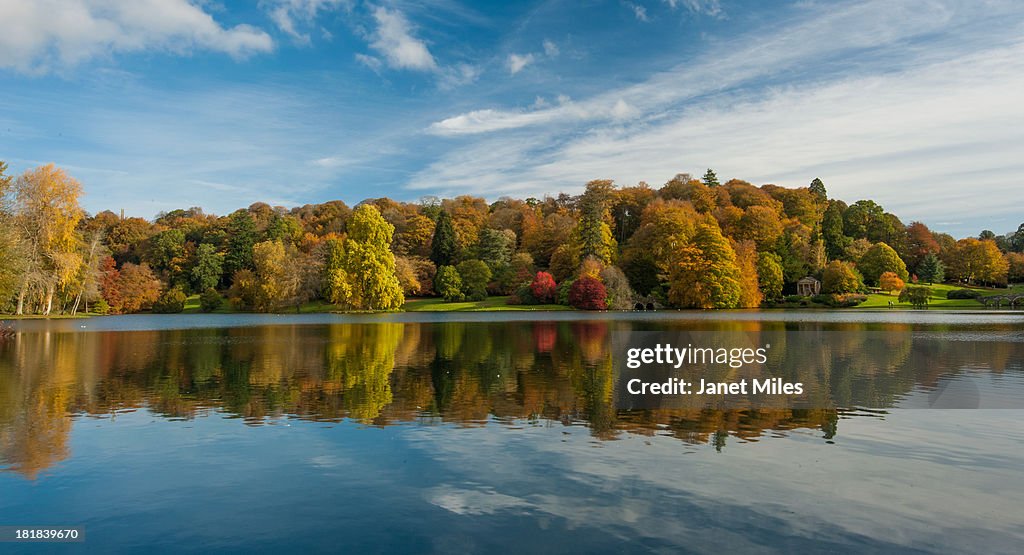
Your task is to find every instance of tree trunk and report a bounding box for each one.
[71,291,82,316]
[16,280,27,315]
[44,284,54,315]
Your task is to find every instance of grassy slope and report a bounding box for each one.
[859,283,1024,309]
[403,296,568,312]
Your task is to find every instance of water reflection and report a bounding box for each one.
[1,318,1023,479]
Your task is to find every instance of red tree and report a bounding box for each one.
[530,271,557,303]
[568,275,607,310]
[99,256,122,313]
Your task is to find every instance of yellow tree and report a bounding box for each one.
[334,205,404,311]
[14,164,84,315]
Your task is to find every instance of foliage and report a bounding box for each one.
[191,243,223,292]
[667,222,742,309]
[430,209,458,267]
[946,289,982,300]
[917,252,945,284]
[732,240,763,308]
[116,263,161,313]
[568,275,607,310]
[857,242,908,285]
[599,265,635,310]
[878,271,905,294]
[530,271,557,304]
[822,260,863,294]
[199,288,223,312]
[223,210,257,281]
[153,288,187,313]
[899,285,931,308]
[702,168,720,188]
[456,259,492,301]
[756,252,784,301]
[435,265,464,301]
[340,205,405,310]
[948,238,1008,286]
[394,256,422,296]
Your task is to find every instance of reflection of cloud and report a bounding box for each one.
[427,485,533,515]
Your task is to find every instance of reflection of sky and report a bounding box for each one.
[2,409,1022,553]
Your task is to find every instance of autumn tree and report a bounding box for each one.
[13,164,84,315]
[857,242,908,285]
[904,221,940,272]
[732,240,763,308]
[948,239,1008,286]
[574,180,618,265]
[599,265,635,310]
[568,275,607,310]
[332,205,404,310]
[530,271,557,303]
[0,161,25,309]
[117,263,161,313]
[667,222,742,309]
[621,199,700,295]
[822,260,863,294]
[878,271,905,295]
[821,200,850,260]
[1005,252,1024,284]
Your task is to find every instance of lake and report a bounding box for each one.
[2,311,1023,553]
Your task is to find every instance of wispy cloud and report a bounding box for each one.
[628,2,650,22]
[264,0,349,43]
[413,0,1024,236]
[0,0,274,72]
[367,6,437,71]
[663,0,722,16]
[507,53,535,75]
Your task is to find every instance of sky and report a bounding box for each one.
[1,0,1022,237]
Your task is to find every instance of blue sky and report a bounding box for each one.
[1,0,1022,237]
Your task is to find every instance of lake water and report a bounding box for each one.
[2,311,1023,553]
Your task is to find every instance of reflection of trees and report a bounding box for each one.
[2,318,1020,478]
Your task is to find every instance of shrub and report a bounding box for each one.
[947,289,982,300]
[530,271,557,304]
[900,285,932,308]
[92,299,111,315]
[557,279,575,305]
[153,288,186,313]
[457,259,492,301]
[879,271,905,294]
[784,294,805,303]
[200,288,223,312]
[827,293,867,307]
[810,294,831,305]
[435,265,464,302]
[568,275,607,310]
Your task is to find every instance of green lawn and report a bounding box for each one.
[860,283,1024,309]
[403,295,569,312]
[181,294,342,314]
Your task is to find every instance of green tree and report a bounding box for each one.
[667,222,742,308]
[917,252,944,284]
[476,228,516,275]
[430,210,457,267]
[899,285,931,308]
[702,168,720,188]
[224,210,257,281]
[199,287,223,312]
[822,260,863,294]
[335,204,404,310]
[756,251,784,301]
[809,178,827,203]
[857,242,908,285]
[153,287,187,313]
[456,259,491,301]
[191,243,223,291]
[435,265,463,301]
[822,200,849,260]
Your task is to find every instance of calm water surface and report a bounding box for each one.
[2,311,1023,554]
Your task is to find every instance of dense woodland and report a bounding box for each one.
[1,161,1022,315]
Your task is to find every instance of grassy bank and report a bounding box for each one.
[859,283,1023,309]
[403,296,567,312]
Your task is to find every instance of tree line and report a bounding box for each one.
[1,161,1022,315]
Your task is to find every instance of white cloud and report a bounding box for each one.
[412,0,1024,236]
[263,0,348,43]
[629,3,650,21]
[355,53,383,72]
[507,53,534,75]
[542,39,559,57]
[368,6,437,71]
[664,0,722,16]
[0,0,274,72]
